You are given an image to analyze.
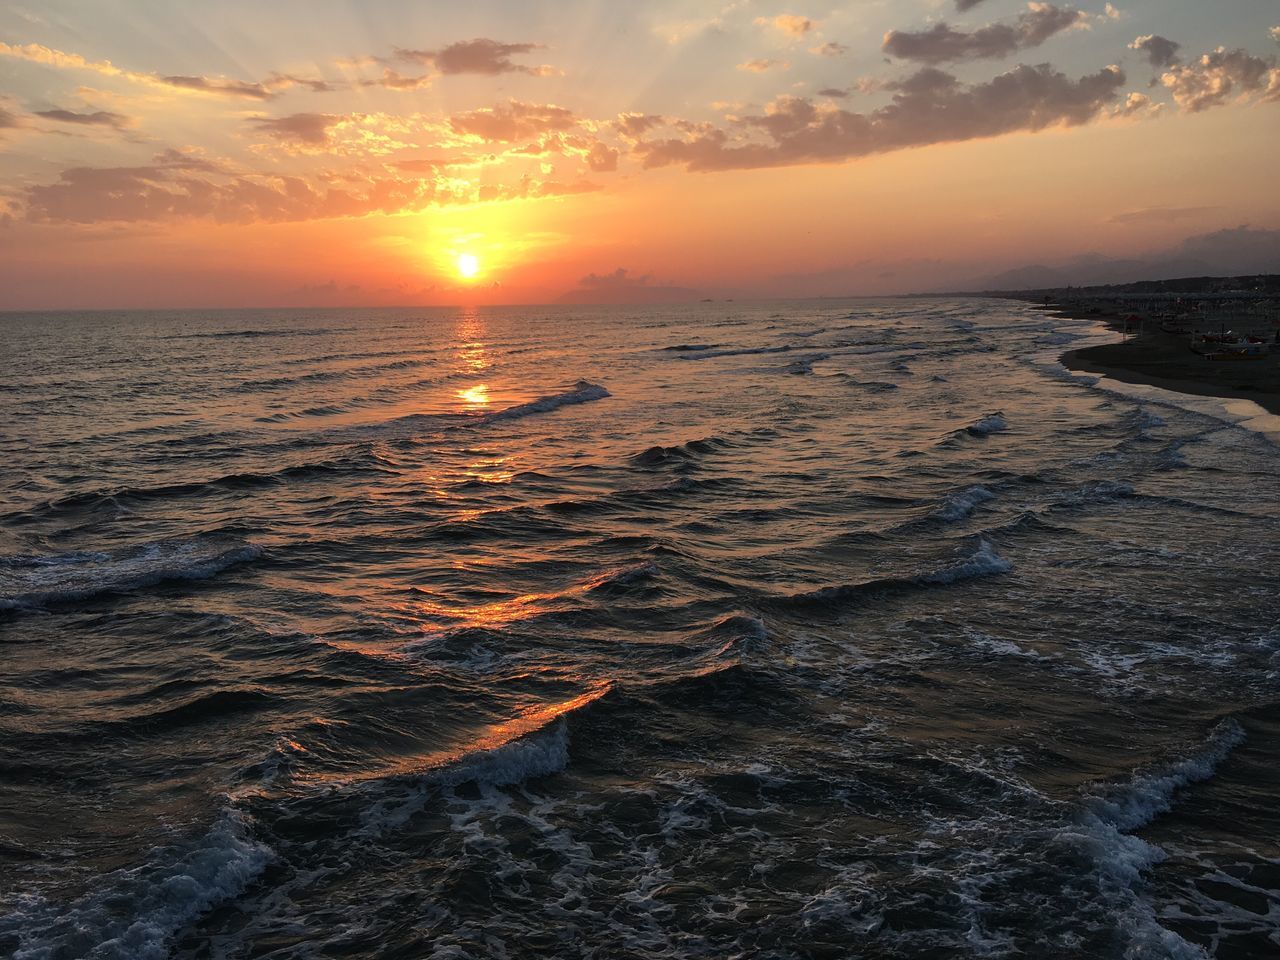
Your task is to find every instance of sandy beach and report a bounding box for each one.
[1032,302,1280,416]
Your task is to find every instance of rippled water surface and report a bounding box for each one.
[2,300,1278,959]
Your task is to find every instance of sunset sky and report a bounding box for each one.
[1,0,1277,308]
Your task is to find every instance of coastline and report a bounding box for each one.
[1028,304,1280,417]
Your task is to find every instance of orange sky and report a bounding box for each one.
[1,2,1278,308]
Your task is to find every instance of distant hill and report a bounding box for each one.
[940,274,1280,299]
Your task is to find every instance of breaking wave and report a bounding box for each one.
[0,536,262,610]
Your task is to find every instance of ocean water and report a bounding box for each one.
[1,299,1278,959]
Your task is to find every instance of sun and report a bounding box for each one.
[456,253,480,280]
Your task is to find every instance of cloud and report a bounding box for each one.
[586,141,618,172]
[738,58,789,72]
[1160,46,1280,112]
[615,112,665,139]
[637,62,1127,172]
[755,15,815,39]
[1272,26,1280,44]
[0,107,18,128]
[394,38,555,76]
[580,267,651,288]
[34,108,131,127]
[20,152,590,224]
[249,113,344,145]
[450,100,577,142]
[157,75,273,99]
[1108,205,1217,225]
[1108,90,1163,120]
[883,3,1089,64]
[476,175,600,202]
[0,40,327,100]
[362,68,432,91]
[810,42,847,57]
[1129,34,1180,68]
[1175,225,1280,272]
[955,0,989,10]
[265,73,337,93]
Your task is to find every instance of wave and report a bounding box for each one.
[661,343,719,352]
[0,808,271,960]
[966,413,1009,437]
[932,485,996,522]
[475,381,610,426]
[782,354,829,375]
[0,535,262,610]
[775,538,1012,609]
[678,345,793,360]
[9,456,390,523]
[1049,720,1248,957]
[630,436,730,468]
[356,686,612,834]
[1086,719,1245,835]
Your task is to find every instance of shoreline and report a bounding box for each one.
[1026,303,1280,417]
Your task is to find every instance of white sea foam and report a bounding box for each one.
[933,485,996,522]
[2,808,271,960]
[922,539,1012,585]
[1051,721,1247,958]
[0,536,262,609]
[360,722,574,835]
[966,414,1009,437]
[477,381,610,425]
[1087,720,1245,834]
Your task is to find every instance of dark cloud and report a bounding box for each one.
[248,113,344,145]
[956,0,989,10]
[395,38,553,76]
[450,100,577,142]
[883,4,1087,64]
[1128,35,1181,68]
[34,108,130,127]
[581,268,651,289]
[1176,225,1280,272]
[615,113,664,139]
[0,107,20,128]
[1159,46,1280,111]
[817,87,849,98]
[637,62,1126,172]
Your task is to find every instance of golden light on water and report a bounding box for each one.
[457,383,490,409]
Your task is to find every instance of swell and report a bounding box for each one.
[6,453,393,524]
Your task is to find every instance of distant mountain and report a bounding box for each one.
[965,226,1280,293]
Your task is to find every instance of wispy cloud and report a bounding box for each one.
[0,40,330,100]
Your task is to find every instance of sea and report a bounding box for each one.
[1,299,1277,959]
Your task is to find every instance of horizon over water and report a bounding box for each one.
[2,299,1278,959]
